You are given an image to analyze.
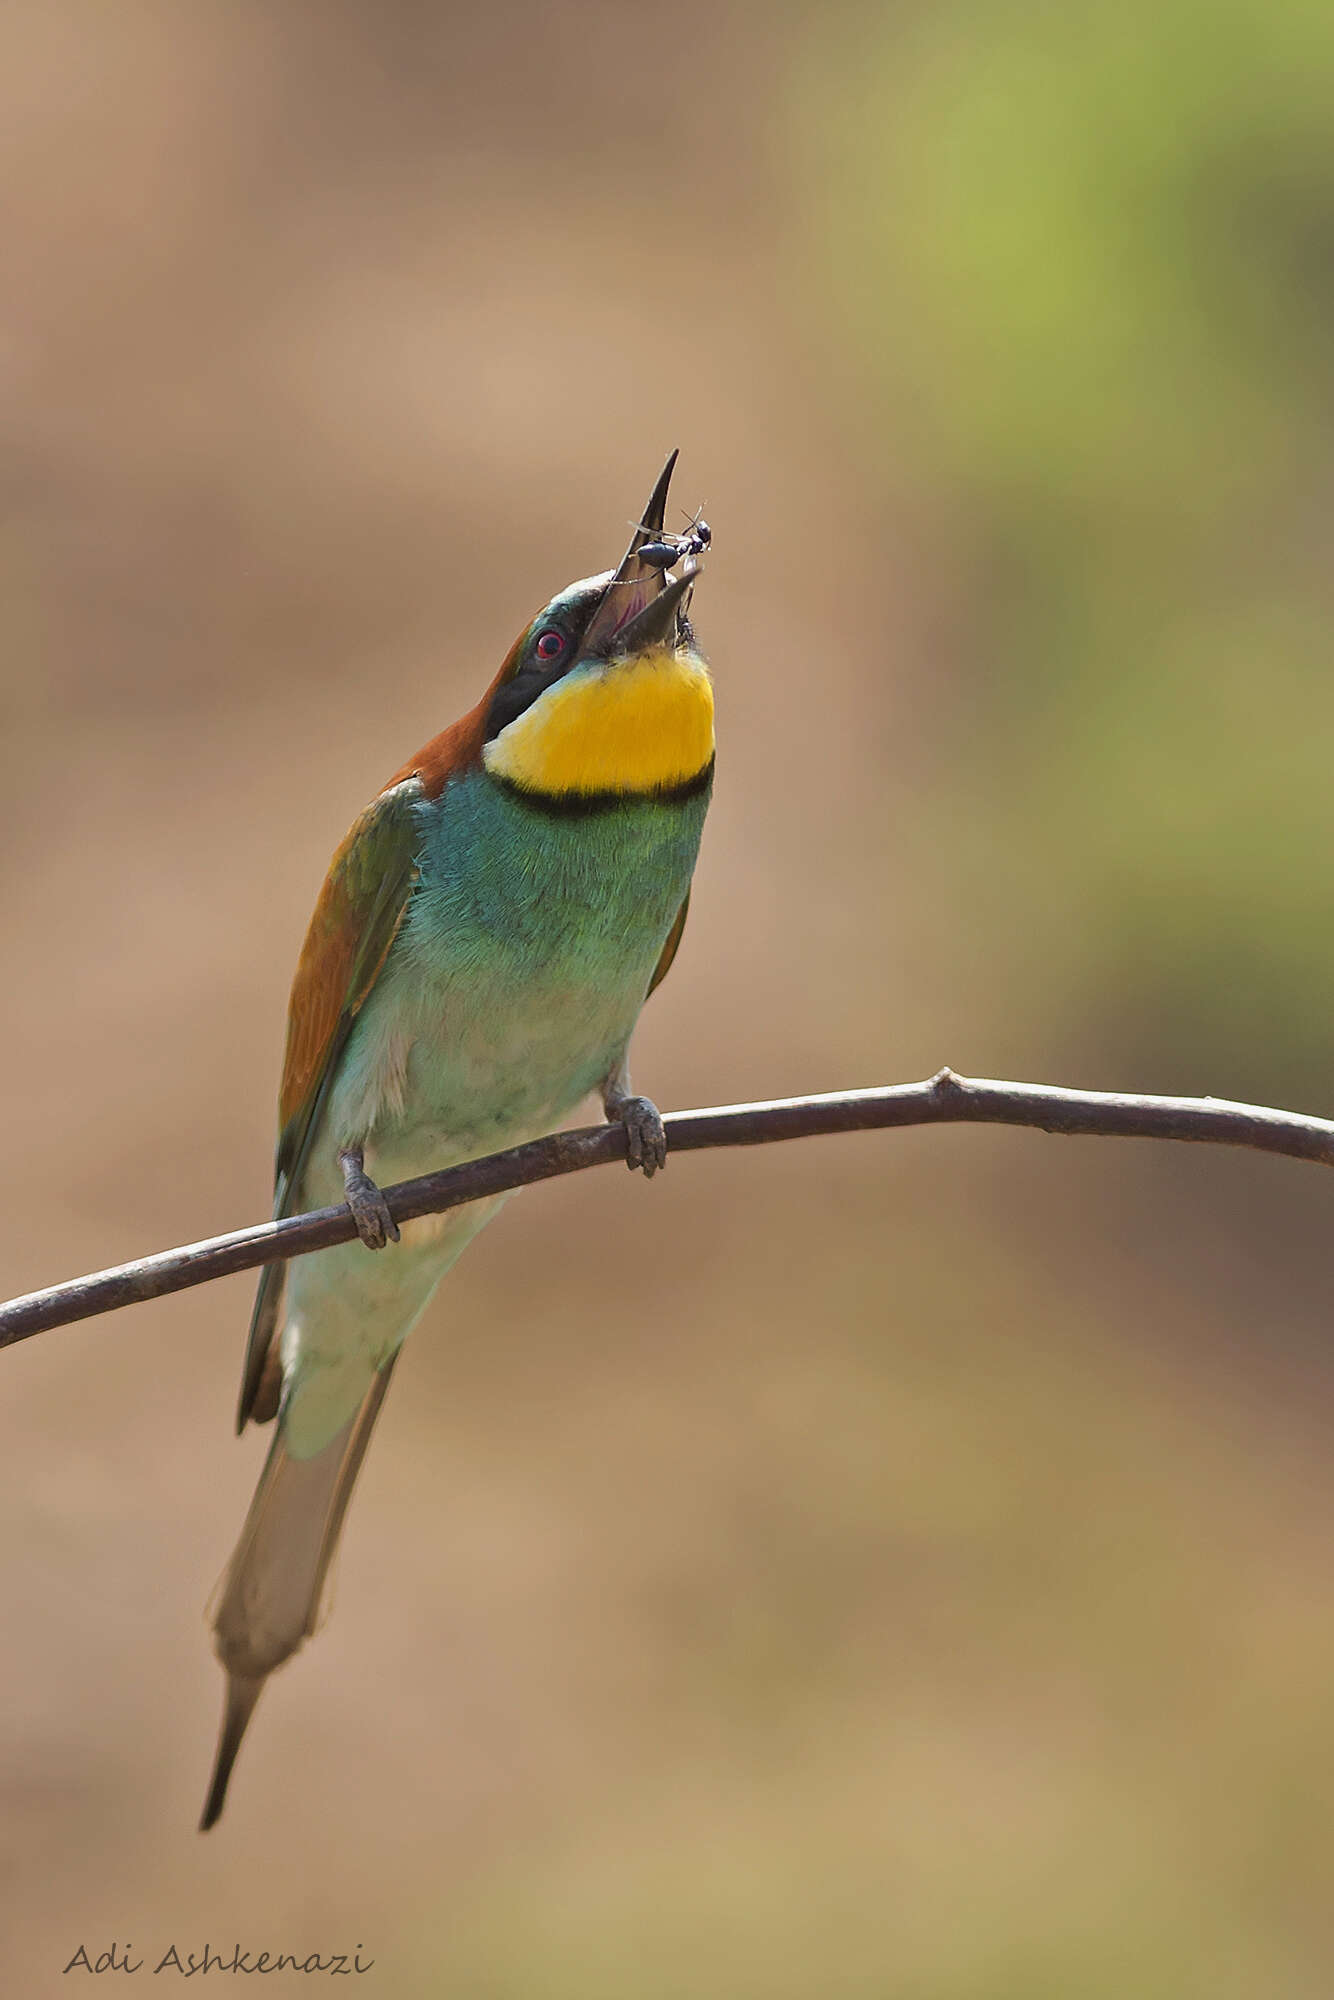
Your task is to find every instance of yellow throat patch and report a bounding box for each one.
[483,645,715,799]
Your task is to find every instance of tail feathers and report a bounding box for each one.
[236,1260,286,1433]
[199,1675,264,1832]
[199,1356,399,1830]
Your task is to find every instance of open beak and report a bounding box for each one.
[581,450,699,657]
[608,564,697,653]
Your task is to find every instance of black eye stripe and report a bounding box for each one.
[485,625,575,740]
[484,577,613,742]
[486,664,561,737]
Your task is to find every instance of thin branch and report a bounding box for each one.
[4,1068,1334,1353]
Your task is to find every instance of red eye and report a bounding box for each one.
[535,629,565,661]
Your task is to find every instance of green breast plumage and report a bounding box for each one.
[319,766,711,1180]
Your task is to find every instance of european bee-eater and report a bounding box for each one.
[200,455,713,1829]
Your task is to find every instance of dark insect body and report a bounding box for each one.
[637,513,712,573]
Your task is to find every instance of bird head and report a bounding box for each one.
[481,452,714,807]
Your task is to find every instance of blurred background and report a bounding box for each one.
[4,0,1334,1990]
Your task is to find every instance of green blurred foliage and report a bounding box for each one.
[803,0,1334,1101]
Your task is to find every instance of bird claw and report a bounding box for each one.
[611,1094,667,1178]
[339,1152,400,1249]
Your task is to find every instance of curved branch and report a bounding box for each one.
[4,1068,1334,1352]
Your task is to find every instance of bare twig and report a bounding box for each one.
[4,1068,1334,1352]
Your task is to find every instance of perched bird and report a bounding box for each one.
[200,455,714,1829]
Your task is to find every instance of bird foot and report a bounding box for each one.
[607,1094,667,1178]
[338,1149,400,1249]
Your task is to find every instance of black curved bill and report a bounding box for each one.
[610,564,697,655]
[631,448,678,549]
[582,450,682,656]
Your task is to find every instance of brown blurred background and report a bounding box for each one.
[5,0,1334,1990]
